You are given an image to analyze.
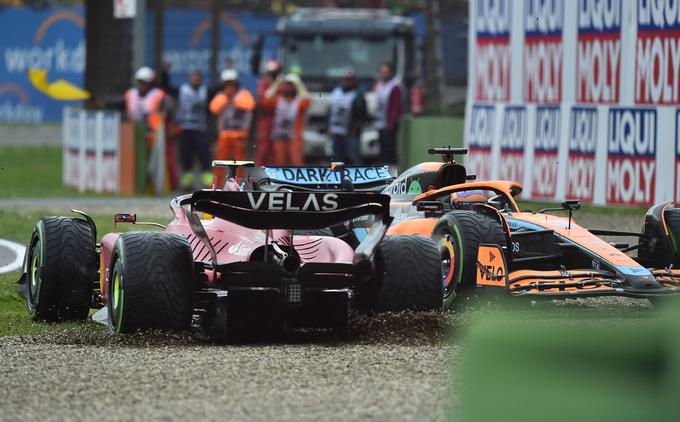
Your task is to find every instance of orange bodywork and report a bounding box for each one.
[511,212,641,269]
[507,269,622,295]
[414,180,523,211]
[387,218,436,235]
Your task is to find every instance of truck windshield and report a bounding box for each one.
[283,35,397,80]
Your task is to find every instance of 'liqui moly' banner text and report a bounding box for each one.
[606,108,657,205]
[567,107,599,202]
[499,106,527,182]
[635,0,680,104]
[532,106,561,198]
[576,0,622,103]
[466,0,679,207]
[524,0,564,103]
[467,105,495,180]
[474,0,512,102]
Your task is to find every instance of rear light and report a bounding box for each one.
[286,281,302,305]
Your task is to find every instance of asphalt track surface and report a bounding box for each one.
[0,200,649,421]
[0,238,25,274]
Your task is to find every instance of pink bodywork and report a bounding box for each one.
[99,206,355,302]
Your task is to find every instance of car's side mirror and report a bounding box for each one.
[562,200,581,211]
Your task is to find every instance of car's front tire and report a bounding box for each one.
[432,210,508,308]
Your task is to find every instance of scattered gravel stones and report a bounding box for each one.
[0,311,452,422]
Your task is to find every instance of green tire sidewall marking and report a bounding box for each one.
[112,237,125,334]
[453,225,464,287]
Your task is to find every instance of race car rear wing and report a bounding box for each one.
[181,190,392,230]
[248,166,396,191]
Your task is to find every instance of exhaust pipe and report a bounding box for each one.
[271,242,301,273]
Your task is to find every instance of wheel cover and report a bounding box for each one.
[30,254,39,291]
[112,273,120,310]
[109,268,124,333]
[28,245,41,307]
[438,234,456,295]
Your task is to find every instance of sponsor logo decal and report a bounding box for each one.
[567,107,598,202]
[499,106,527,182]
[524,0,564,103]
[264,166,391,185]
[606,108,656,205]
[576,0,622,103]
[467,104,495,181]
[635,0,680,104]
[474,0,511,102]
[245,192,339,211]
[476,245,506,287]
[228,241,251,257]
[407,180,422,194]
[532,106,560,199]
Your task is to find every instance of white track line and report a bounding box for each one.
[0,238,26,274]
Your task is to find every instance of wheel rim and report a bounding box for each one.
[108,265,124,333]
[438,233,457,297]
[112,273,120,310]
[28,244,40,306]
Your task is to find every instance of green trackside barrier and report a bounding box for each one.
[452,304,680,422]
[397,115,464,171]
[133,124,147,194]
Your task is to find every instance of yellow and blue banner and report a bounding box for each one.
[0,6,86,124]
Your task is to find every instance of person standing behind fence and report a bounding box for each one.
[373,62,402,165]
[125,66,179,190]
[209,69,255,184]
[329,71,367,165]
[176,69,212,190]
[261,73,311,166]
[254,60,282,166]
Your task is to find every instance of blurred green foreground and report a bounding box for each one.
[454,301,680,422]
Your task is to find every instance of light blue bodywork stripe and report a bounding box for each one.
[353,228,368,242]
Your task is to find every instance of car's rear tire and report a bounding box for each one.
[108,232,194,334]
[432,210,508,308]
[364,235,442,312]
[24,217,97,321]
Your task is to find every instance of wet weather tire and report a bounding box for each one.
[24,217,97,321]
[108,232,194,334]
[369,235,443,312]
[432,210,508,308]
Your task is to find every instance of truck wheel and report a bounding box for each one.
[24,217,97,321]
[432,210,508,308]
[108,232,194,334]
[370,235,443,312]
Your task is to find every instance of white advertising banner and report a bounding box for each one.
[465,0,679,206]
[63,107,121,193]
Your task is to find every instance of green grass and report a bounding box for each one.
[0,209,165,336]
[0,146,123,198]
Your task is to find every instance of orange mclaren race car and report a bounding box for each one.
[252,149,680,308]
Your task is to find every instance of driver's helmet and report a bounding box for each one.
[450,189,488,208]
